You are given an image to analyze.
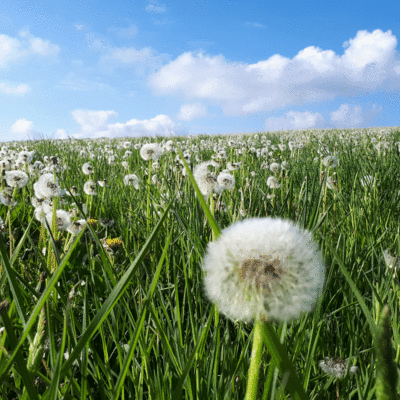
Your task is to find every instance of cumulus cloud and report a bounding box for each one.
[264,103,383,131]
[329,103,382,128]
[8,118,43,141]
[148,29,400,117]
[0,29,60,69]
[67,109,186,139]
[176,103,208,121]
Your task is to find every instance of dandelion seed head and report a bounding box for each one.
[202,217,325,323]
[5,170,29,188]
[83,180,97,195]
[140,143,162,161]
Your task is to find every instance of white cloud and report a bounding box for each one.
[244,22,265,28]
[329,103,382,128]
[9,118,42,141]
[107,25,138,39]
[55,128,69,139]
[71,110,118,135]
[84,33,169,74]
[68,110,186,139]
[0,29,60,69]
[99,46,168,74]
[145,1,166,14]
[264,103,383,132]
[148,29,400,117]
[0,82,30,95]
[75,25,84,31]
[56,72,116,92]
[265,111,326,132]
[176,103,207,121]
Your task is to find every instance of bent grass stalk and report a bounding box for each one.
[174,138,309,400]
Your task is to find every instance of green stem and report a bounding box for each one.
[245,319,264,400]
[146,161,153,233]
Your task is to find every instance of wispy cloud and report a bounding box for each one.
[55,73,117,92]
[107,25,138,39]
[145,1,166,14]
[244,22,265,28]
[0,82,30,95]
[0,29,60,69]
[264,103,383,131]
[82,32,170,74]
[176,103,208,121]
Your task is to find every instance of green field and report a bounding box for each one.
[1,127,400,399]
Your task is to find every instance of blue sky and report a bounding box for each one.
[0,0,400,142]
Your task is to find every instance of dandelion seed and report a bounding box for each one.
[82,162,94,175]
[326,176,338,191]
[383,249,400,278]
[35,174,63,198]
[4,170,29,188]
[65,186,80,196]
[123,174,140,189]
[18,150,33,164]
[83,180,97,195]
[0,188,17,206]
[319,356,358,379]
[202,217,325,323]
[267,176,281,189]
[99,218,115,227]
[269,163,281,174]
[217,172,235,190]
[322,155,339,168]
[193,161,219,200]
[34,206,47,223]
[66,219,87,236]
[45,210,71,232]
[227,162,241,171]
[140,143,162,161]
[97,179,108,187]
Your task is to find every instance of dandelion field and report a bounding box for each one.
[1,127,400,399]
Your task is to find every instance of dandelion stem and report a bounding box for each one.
[245,318,264,400]
[146,160,152,234]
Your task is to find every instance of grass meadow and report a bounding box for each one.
[1,127,400,399]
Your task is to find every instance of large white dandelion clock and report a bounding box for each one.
[202,217,326,323]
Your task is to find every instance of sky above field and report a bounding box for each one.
[0,0,400,142]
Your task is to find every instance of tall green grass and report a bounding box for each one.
[0,127,400,399]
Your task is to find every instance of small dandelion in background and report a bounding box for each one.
[319,356,358,399]
[82,162,94,176]
[140,143,162,162]
[4,170,29,188]
[83,180,97,196]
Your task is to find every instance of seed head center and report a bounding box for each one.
[238,256,284,293]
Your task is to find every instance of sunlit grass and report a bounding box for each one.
[0,127,400,399]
